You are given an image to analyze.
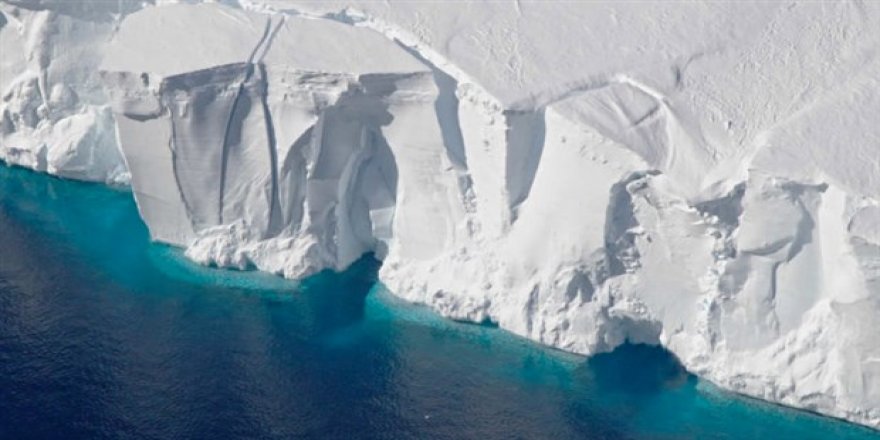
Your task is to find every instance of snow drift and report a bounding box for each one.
[2,0,879,430]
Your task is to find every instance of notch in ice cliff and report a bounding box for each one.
[2,0,880,431]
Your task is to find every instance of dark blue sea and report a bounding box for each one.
[0,164,877,440]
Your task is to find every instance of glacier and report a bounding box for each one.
[2,0,880,430]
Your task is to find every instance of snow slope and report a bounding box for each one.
[2,0,880,429]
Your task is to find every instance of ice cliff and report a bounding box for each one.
[2,0,880,430]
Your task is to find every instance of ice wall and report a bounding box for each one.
[100,4,466,278]
[2,0,880,430]
[0,0,134,183]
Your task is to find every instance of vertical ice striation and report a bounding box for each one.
[2,0,880,430]
[100,4,465,278]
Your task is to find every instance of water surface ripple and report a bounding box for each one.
[0,165,876,439]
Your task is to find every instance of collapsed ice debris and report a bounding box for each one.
[2,0,879,429]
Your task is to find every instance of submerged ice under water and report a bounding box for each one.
[0,164,876,440]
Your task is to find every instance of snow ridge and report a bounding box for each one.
[2,0,880,430]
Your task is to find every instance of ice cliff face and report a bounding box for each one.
[0,0,132,182]
[100,4,443,276]
[2,0,880,430]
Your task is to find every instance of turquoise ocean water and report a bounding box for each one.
[0,164,877,439]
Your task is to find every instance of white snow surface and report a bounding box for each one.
[2,0,880,429]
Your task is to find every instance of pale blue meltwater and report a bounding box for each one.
[0,164,876,439]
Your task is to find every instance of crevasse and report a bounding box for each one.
[1,0,879,430]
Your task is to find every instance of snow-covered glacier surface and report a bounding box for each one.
[2,0,879,429]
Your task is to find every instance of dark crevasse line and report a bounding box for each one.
[1,163,879,439]
[218,15,279,226]
[217,76,247,225]
[258,63,283,238]
[166,104,198,234]
[246,16,274,64]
